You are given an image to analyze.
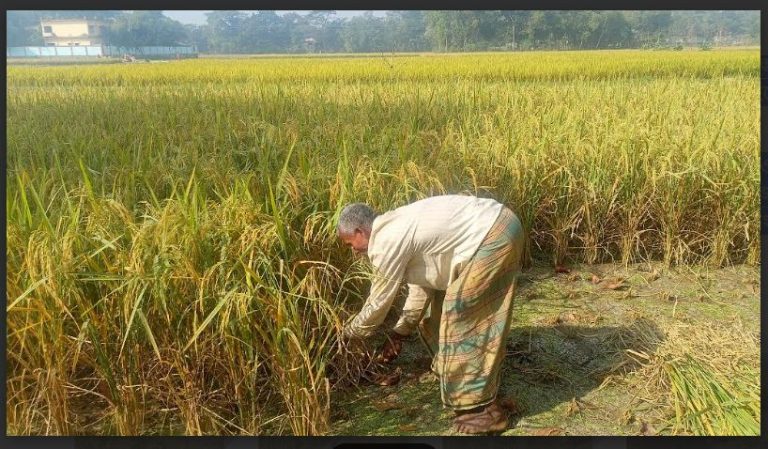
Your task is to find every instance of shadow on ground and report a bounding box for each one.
[500,317,664,428]
[332,262,760,436]
[331,315,665,435]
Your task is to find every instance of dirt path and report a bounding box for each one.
[330,262,760,436]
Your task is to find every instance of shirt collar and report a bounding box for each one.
[368,214,383,253]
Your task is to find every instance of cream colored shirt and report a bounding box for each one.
[344,195,503,339]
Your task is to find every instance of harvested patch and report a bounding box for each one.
[332,263,759,436]
[629,320,760,435]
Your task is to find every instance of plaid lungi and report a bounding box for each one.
[417,206,524,410]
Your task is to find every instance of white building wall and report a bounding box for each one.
[41,20,106,46]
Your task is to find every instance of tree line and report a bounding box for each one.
[7,10,760,53]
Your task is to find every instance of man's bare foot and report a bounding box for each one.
[453,401,508,434]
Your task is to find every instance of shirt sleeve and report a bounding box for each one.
[392,284,433,336]
[343,241,412,340]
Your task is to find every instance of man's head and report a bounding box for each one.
[337,203,377,255]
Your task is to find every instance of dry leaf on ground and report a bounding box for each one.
[603,278,627,290]
[566,398,582,416]
[373,401,403,412]
[363,366,402,386]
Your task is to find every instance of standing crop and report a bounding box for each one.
[6,50,760,435]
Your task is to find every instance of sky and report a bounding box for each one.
[163,10,387,25]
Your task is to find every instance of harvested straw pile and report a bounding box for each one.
[629,319,759,435]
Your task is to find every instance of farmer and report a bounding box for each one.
[338,194,525,434]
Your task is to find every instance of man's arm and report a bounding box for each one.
[343,250,411,339]
[377,284,434,363]
[392,284,433,336]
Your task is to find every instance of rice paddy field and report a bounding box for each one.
[5,50,761,436]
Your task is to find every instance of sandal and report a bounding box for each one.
[453,401,509,434]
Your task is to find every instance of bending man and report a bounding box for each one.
[338,194,525,434]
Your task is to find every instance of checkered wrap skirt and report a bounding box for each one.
[418,206,524,410]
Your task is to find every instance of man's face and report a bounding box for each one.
[339,229,370,255]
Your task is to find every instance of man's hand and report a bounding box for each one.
[377,331,407,363]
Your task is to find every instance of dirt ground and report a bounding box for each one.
[330,262,760,436]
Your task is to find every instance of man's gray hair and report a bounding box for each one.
[337,203,377,235]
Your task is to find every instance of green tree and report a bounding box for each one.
[182,24,210,53]
[341,12,386,52]
[425,11,490,51]
[384,11,429,52]
[282,12,314,53]
[205,10,248,53]
[307,10,343,52]
[7,11,45,46]
[497,11,531,49]
[596,11,633,48]
[239,11,290,53]
[528,11,566,48]
[627,11,672,47]
[558,11,598,49]
[106,11,186,47]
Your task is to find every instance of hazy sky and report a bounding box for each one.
[162,10,387,25]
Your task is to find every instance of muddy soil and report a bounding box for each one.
[330,262,760,436]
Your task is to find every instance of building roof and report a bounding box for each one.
[40,19,107,24]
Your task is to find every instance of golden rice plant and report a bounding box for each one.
[6,50,760,435]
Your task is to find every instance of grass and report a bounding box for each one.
[5,50,760,435]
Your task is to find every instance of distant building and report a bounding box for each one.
[40,19,108,47]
